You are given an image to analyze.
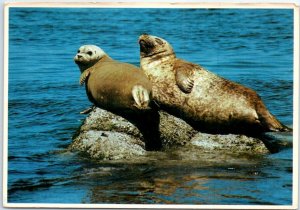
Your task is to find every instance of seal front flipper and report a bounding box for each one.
[79,70,91,85]
[132,85,151,110]
[174,59,195,93]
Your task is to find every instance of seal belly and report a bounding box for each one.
[151,68,261,134]
[87,62,151,112]
[177,70,261,133]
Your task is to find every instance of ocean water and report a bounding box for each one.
[7,8,293,205]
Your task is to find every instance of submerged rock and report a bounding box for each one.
[70,107,274,160]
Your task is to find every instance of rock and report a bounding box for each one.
[69,107,277,160]
[70,108,193,160]
[77,108,142,139]
[190,133,268,153]
[70,108,144,160]
[159,111,197,149]
[70,130,145,160]
[70,108,199,160]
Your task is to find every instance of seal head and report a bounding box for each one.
[139,34,174,58]
[74,45,106,73]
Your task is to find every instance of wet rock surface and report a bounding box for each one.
[68,107,281,160]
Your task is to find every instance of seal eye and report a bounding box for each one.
[77,50,80,53]
[155,38,164,45]
[87,51,93,56]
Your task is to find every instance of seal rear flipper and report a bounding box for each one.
[256,101,292,132]
[267,114,293,132]
[174,59,196,94]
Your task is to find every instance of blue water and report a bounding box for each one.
[7,8,293,205]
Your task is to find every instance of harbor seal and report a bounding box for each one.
[138,34,291,139]
[74,44,161,150]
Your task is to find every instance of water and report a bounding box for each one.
[7,8,293,205]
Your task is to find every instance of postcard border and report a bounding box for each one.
[2,2,299,209]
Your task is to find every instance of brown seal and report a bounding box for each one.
[138,34,291,139]
[74,44,161,150]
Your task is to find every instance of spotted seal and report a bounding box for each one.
[138,34,291,139]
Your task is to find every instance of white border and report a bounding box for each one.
[3,1,9,208]
[2,1,300,8]
[2,2,299,209]
[2,203,300,209]
[293,5,300,210]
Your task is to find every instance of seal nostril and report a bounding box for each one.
[139,40,145,45]
[77,55,82,58]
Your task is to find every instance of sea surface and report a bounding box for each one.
[7,8,294,205]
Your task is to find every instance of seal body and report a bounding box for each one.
[74,45,161,150]
[74,45,153,113]
[84,56,152,114]
[139,34,290,136]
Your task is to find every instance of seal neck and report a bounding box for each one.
[85,55,112,71]
[94,55,112,66]
[142,52,176,67]
[79,55,113,85]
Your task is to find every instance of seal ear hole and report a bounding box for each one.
[155,38,164,45]
[87,51,93,56]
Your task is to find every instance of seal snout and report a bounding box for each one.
[138,34,152,46]
[74,54,84,64]
[139,35,156,56]
[138,39,147,46]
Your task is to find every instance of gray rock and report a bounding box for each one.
[190,133,268,153]
[159,111,198,149]
[78,108,142,139]
[70,107,274,160]
[70,130,145,160]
